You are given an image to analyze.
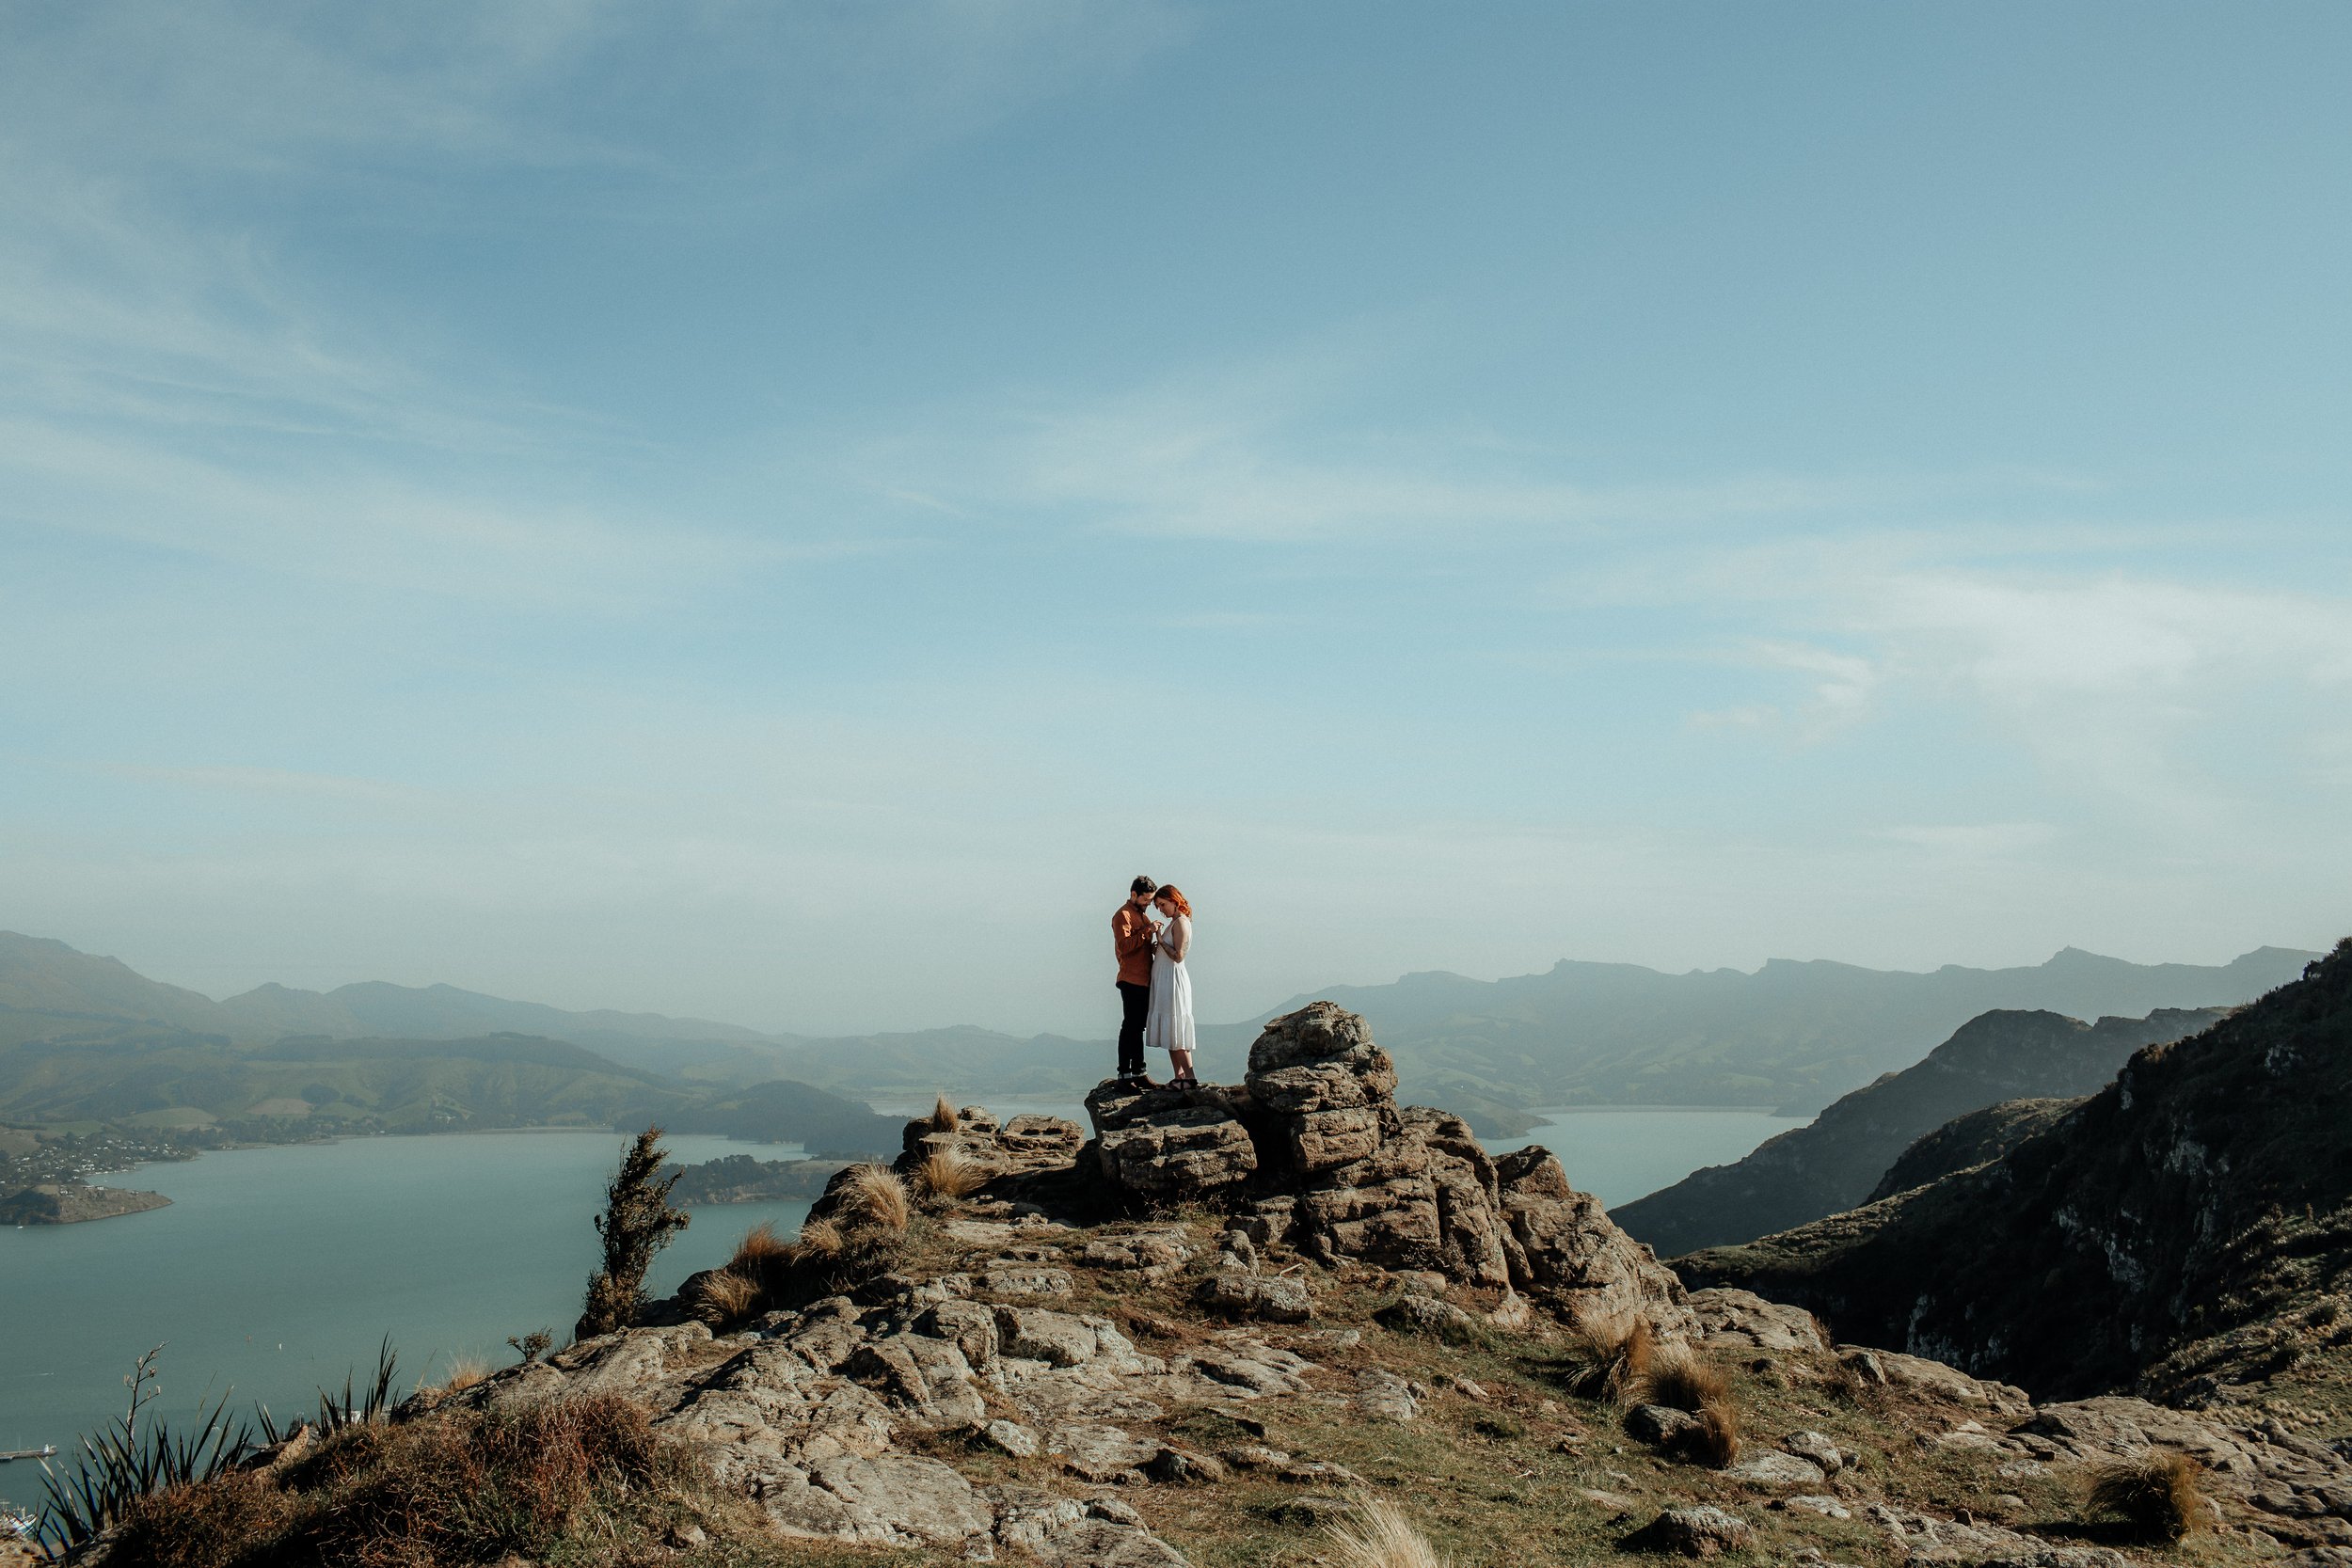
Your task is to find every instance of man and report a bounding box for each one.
[1111,875,1158,1083]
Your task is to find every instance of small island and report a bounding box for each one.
[0,1181,172,1226]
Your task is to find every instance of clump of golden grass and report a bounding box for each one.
[1639,1344,1740,1465]
[1324,1496,1450,1568]
[835,1164,912,1231]
[728,1219,794,1275]
[116,1395,709,1568]
[440,1356,488,1393]
[1567,1304,1657,1403]
[2087,1449,2208,1544]
[691,1268,761,1325]
[793,1216,844,1259]
[917,1146,986,1201]
[929,1094,961,1131]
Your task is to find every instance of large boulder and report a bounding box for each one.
[1083,1081,1259,1196]
[1075,1002,1691,1329]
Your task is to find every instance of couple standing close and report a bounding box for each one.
[1111,875,1198,1087]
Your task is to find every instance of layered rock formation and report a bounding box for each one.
[1615,1006,2230,1258]
[1082,1002,1692,1330]
[1680,942,2351,1403]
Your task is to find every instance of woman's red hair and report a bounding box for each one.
[1154,885,1192,917]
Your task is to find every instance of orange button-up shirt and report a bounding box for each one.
[1112,901,1155,987]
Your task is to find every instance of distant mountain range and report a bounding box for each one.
[0,930,2316,1122]
[1261,946,2313,1114]
[1612,1005,2230,1255]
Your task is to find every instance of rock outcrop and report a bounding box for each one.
[1082,1002,1692,1332]
[1678,942,2352,1403]
[1614,1006,2229,1258]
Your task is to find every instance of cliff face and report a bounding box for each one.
[1678,942,2352,1404]
[1613,1006,2228,1257]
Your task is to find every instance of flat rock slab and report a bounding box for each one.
[981,1265,1075,1297]
[1780,1496,1852,1520]
[1354,1368,1421,1421]
[1054,1423,1158,1481]
[1726,1450,1829,1488]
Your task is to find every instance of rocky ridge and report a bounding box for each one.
[1615,1007,2230,1258]
[387,1001,2352,1566]
[1680,942,2352,1410]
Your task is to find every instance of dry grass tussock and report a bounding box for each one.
[1568,1304,1657,1403]
[794,1216,844,1259]
[836,1164,912,1231]
[439,1356,488,1393]
[1324,1496,1452,1568]
[114,1394,713,1568]
[1641,1345,1741,1465]
[692,1267,761,1325]
[2088,1449,2209,1543]
[917,1146,987,1200]
[729,1219,795,1273]
[930,1093,960,1132]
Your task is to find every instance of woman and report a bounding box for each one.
[1144,885,1198,1086]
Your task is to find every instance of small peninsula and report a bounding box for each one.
[661,1153,849,1205]
[0,1181,171,1225]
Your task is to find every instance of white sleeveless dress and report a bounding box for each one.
[1145,914,1195,1054]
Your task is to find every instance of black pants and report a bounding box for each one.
[1116,981,1149,1076]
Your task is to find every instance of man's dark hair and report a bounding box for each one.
[1130,875,1158,895]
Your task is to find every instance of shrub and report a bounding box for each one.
[1325,1496,1450,1568]
[118,1394,696,1568]
[930,1094,961,1132]
[576,1127,691,1340]
[917,1146,986,1201]
[1567,1305,1657,1404]
[34,1346,257,1558]
[505,1327,553,1365]
[692,1268,762,1325]
[2088,1449,2208,1543]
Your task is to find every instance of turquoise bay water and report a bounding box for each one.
[0,1132,812,1482]
[1488,1107,1808,1208]
[0,1107,1802,1501]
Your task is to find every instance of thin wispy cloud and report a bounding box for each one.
[4,5,2346,1030]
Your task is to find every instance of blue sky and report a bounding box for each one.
[5,2,2349,1034]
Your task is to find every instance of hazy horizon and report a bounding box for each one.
[7,5,2350,1036]
[11,923,2324,1044]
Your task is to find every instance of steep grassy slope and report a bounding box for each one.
[1614,1007,2224,1254]
[1679,942,2352,1404]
